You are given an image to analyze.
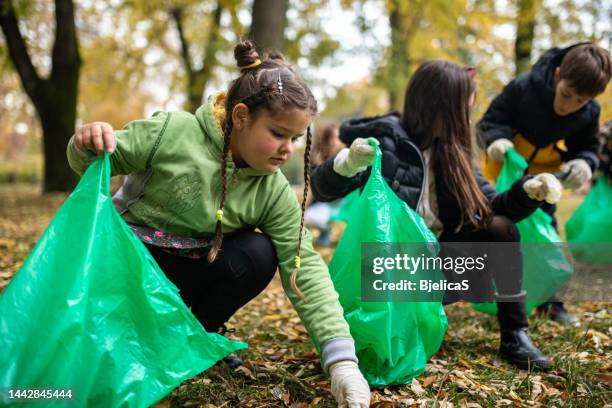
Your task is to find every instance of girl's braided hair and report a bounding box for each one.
[208,40,317,300]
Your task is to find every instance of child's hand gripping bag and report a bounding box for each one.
[328,141,447,387]
[0,155,246,407]
[473,148,573,315]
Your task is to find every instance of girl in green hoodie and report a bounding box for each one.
[67,40,370,407]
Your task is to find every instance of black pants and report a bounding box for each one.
[146,231,278,332]
[539,203,564,308]
[440,215,528,330]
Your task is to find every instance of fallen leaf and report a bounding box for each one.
[421,375,437,388]
[270,384,285,401]
[546,387,562,397]
[597,372,612,386]
[234,366,256,380]
[370,402,396,408]
[459,357,473,369]
[309,397,321,407]
[410,378,426,396]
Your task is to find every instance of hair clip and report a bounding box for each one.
[277,73,283,94]
[239,59,261,72]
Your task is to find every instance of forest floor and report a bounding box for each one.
[0,184,610,408]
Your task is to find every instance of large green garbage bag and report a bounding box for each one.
[328,142,447,387]
[566,177,612,263]
[473,148,573,315]
[0,155,246,407]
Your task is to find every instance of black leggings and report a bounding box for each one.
[539,203,565,307]
[146,231,278,333]
[440,215,528,330]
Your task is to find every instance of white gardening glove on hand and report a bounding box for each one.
[329,361,371,408]
[486,138,514,161]
[523,173,562,204]
[333,137,378,177]
[562,159,592,190]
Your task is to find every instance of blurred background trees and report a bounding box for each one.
[1,0,610,191]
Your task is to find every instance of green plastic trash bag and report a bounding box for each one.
[473,148,573,315]
[566,177,612,264]
[330,189,360,223]
[328,142,448,387]
[0,155,246,407]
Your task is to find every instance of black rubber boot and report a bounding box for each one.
[496,291,551,371]
[499,327,551,371]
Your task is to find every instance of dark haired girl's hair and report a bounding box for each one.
[402,59,492,230]
[208,40,317,299]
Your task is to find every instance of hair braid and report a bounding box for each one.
[290,126,313,300]
[207,120,233,263]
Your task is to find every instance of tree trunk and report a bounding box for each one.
[0,0,81,192]
[388,3,409,110]
[249,0,288,53]
[39,78,79,191]
[515,0,539,75]
[171,3,223,113]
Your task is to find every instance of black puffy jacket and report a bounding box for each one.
[477,43,600,171]
[311,113,542,233]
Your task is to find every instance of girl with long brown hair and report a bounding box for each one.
[311,60,563,371]
[68,40,370,406]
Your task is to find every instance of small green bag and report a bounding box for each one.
[566,177,612,264]
[473,148,573,315]
[328,142,447,387]
[0,155,246,407]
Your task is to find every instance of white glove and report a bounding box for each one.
[329,361,371,408]
[523,173,562,204]
[333,137,378,177]
[486,138,514,161]
[562,159,592,190]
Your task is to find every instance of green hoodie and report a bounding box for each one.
[67,92,355,371]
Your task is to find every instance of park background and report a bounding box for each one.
[1,0,611,406]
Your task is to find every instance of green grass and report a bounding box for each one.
[0,153,42,184]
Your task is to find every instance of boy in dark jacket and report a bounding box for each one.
[478,43,611,325]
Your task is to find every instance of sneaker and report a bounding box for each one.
[538,302,581,327]
[222,353,243,369]
[216,324,243,369]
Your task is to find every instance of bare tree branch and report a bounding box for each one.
[170,6,193,76]
[0,0,42,100]
[199,2,223,81]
